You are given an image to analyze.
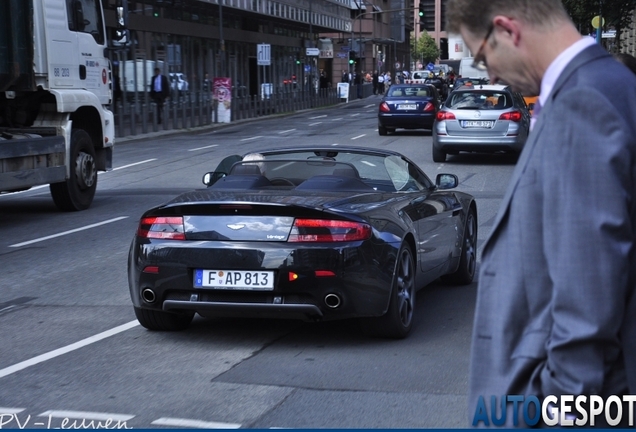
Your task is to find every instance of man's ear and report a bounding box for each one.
[493,15,521,46]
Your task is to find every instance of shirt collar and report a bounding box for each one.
[539,37,595,107]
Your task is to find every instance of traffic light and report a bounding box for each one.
[419,2,425,32]
[296,57,301,65]
[349,51,356,65]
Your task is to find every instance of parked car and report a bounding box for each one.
[378,84,440,135]
[432,84,531,162]
[128,146,477,339]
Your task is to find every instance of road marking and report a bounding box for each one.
[331,143,339,146]
[110,159,157,170]
[151,417,241,429]
[0,321,139,379]
[0,160,156,197]
[350,113,360,117]
[351,134,366,140]
[309,115,327,119]
[364,104,375,108]
[38,410,135,422]
[240,136,263,142]
[330,118,343,121]
[9,216,129,248]
[308,122,322,126]
[188,144,218,152]
[278,129,296,134]
[0,408,25,414]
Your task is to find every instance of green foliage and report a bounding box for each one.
[411,31,440,64]
[562,0,636,50]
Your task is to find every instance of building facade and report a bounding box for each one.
[103,0,411,96]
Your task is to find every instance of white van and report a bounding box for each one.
[458,57,490,79]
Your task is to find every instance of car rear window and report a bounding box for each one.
[388,87,430,97]
[447,91,513,110]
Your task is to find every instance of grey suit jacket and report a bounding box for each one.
[469,44,636,426]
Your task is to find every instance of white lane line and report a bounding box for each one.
[364,104,375,108]
[0,160,156,198]
[331,143,339,146]
[0,321,139,379]
[278,129,296,134]
[351,134,366,140]
[240,136,263,142]
[151,417,241,429]
[110,159,157,171]
[9,216,129,248]
[309,115,327,119]
[308,122,322,126]
[330,117,343,121]
[38,410,135,422]
[0,408,25,414]
[350,113,360,117]
[188,144,218,152]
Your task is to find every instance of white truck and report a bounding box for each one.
[0,0,127,210]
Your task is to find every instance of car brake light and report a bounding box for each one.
[499,110,522,122]
[423,102,434,112]
[137,216,185,240]
[436,110,456,121]
[288,219,372,242]
[379,102,390,112]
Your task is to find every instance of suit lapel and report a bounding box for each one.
[481,45,608,254]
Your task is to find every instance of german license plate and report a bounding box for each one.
[194,269,274,290]
[461,120,494,128]
[398,104,416,110]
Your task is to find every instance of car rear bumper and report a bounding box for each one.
[434,134,525,153]
[378,113,435,129]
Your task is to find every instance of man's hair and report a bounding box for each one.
[446,0,570,35]
[154,67,160,73]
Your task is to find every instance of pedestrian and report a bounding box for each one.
[149,67,170,124]
[354,71,362,99]
[447,0,636,427]
[372,70,379,95]
[341,69,349,83]
[614,52,636,75]
[377,72,385,94]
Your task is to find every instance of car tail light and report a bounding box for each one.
[288,219,372,242]
[379,102,391,112]
[499,110,522,122]
[436,110,456,121]
[422,102,435,112]
[137,216,185,240]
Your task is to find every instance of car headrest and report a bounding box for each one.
[231,164,261,176]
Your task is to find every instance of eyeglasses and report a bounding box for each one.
[472,23,494,71]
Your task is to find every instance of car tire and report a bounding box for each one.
[134,307,194,331]
[387,128,396,133]
[50,129,97,211]
[432,145,446,163]
[378,125,388,136]
[442,207,477,285]
[360,243,415,339]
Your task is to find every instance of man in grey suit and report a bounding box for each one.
[447,0,636,427]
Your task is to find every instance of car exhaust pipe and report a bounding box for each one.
[142,288,156,303]
[324,293,341,309]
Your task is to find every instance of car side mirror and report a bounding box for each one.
[436,173,458,189]
[203,171,227,186]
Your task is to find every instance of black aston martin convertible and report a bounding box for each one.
[128,147,477,338]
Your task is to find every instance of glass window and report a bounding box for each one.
[66,0,105,44]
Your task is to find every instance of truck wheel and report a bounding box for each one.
[50,129,97,211]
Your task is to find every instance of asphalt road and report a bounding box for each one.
[0,95,518,429]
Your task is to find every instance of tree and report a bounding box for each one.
[410,31,440,65]
[562,0,636,52]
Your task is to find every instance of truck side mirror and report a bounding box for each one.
[112,1,129,45]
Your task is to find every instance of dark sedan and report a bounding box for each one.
[378,84,440,135]
[128,147,477,339]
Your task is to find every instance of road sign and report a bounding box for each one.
[591,15,605,29]
[306,48,320,56]
[257,44,271,66]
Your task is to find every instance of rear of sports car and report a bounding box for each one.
[128,199,401,331]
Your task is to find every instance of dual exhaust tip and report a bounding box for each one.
[142,288,342,309]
